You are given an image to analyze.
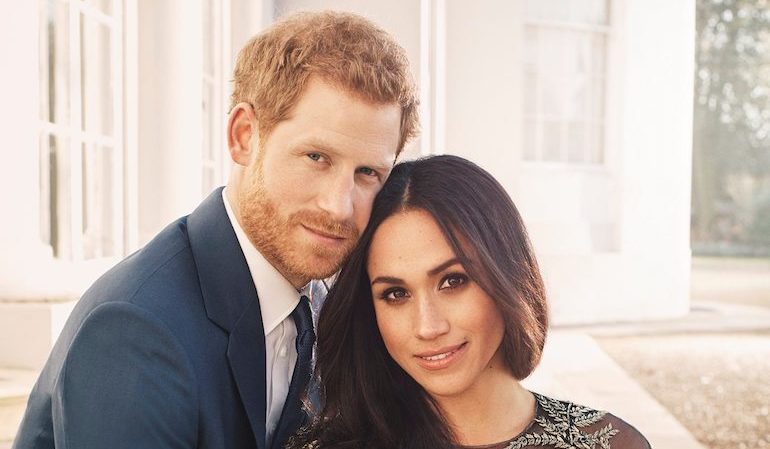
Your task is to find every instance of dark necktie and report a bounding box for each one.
[271,295,316,449]
[290,294,315,400]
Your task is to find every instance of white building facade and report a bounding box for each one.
[0,0,694,373]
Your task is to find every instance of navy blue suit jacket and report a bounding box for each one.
[13,188,302,449]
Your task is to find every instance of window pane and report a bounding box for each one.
[590,76,605,119]
[591,33,607,75]
[82,144,116,259]
[202,80,215,160]
[203,0,215,76]
[522,118,538,161]
[571,30,591,75]
[40,133,71,258]
[203,167,216,196]
[567,121,586,163]
[40,0,70,125]
[542,120,562,162]
[84,0,113,15]
[572,0,610,26]
[523,71,538,115]
[570,77,589,119]
[81,13,114,137]
[522,26,538,71]
[525,0,569,23]
[539,30,568,74]
[525,0,609,25]
[520,8,609,166]
[588,124,604,164]
[40,133,68,252]
[541,75,564,117]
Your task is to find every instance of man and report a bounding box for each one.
[13,11,418,449]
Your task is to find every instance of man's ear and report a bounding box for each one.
[227,102,259,166]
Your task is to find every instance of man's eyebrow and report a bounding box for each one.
[299,139,336,154]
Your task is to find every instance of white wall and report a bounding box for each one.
[441,0,694,324]
[136,0,205,246]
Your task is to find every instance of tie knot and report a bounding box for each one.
[292,295,314,339]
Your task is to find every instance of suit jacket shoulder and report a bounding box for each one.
[14,188,267,449]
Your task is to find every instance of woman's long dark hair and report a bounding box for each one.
[288,155,548,449]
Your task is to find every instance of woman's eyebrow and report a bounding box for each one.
[370,259,462,286]
[427,258,461,276]
[370,275,404,286]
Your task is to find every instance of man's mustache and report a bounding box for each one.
[292,210,359,240]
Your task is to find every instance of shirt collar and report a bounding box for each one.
[222,188,305,334]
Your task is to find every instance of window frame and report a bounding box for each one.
[520,2,613,168]
[38,0,125,261]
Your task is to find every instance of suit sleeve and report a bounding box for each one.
[51,301,198,449]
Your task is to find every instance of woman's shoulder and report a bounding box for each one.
[508,392,651,449]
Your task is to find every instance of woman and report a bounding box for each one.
[290,155,650,449]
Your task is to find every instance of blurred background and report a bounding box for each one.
[0,0,767,448]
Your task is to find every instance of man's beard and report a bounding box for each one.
[238,173,360,284]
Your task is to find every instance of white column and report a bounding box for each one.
[231,0,271,63]
[137,0,204,246]
[617,0,694,318]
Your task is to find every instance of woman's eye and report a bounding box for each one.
[381,288,409,302]
[439,274,467,290]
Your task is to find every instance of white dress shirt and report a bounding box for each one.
[222,189,313,447]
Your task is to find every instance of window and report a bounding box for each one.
[202,0,229,196]
[521,0,609,165]
[39,0,124,260]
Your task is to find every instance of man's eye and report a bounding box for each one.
[307,153,322,162]
[357,167,378,177]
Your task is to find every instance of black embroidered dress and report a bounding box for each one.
[459,393,651,449]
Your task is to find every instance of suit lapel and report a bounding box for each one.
[228,300,268,449]
[187,188,267,449]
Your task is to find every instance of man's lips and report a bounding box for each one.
[301,224,347,241]
[414,342,468,370]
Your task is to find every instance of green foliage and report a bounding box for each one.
[692,0,770,254]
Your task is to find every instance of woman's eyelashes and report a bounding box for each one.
[380,287,409,302]
[376,272,470,303]
[439,272,469,290]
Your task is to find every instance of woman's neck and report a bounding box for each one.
[432,371,535,447]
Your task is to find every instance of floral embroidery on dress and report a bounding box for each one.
[504,394,619,449]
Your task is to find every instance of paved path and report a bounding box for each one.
[524,330,706,449]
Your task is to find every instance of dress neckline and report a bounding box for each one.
[456,393,540,449]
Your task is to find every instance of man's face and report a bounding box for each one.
[238,78,402,287]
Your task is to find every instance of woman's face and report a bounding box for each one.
[367,208,507,400]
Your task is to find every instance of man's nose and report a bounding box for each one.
[415,295,450,341]
[317,172,355,222]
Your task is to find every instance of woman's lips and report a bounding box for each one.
[414,342,468,370]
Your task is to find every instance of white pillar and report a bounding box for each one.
[617,0,694,318]
[137,0,204,246]
[231,0,272,63]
